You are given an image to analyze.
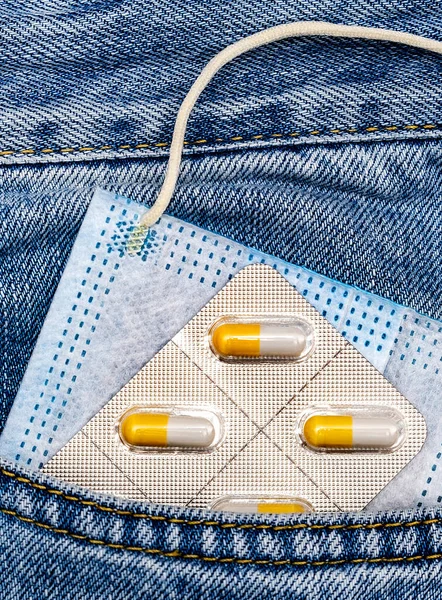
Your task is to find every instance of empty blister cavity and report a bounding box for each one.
[209,315,314,363]
[211,495,313,514]
[299,406,406,453]
[118,406,224,453]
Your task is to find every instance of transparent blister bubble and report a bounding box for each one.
[208,315,315,363]
[118,405,225,454]
[297,405,407,454]
[211,495,313,514]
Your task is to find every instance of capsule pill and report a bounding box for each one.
[210,320,307,360]
[120,411,216,449]
[303,414,402,450]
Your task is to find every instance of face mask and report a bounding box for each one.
[0,187,440,510]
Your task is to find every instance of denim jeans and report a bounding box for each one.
[1,0,442,597]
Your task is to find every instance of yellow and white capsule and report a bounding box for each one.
[119,409,217,450]
[210,319,309,360]
[302,413,404,451]
[212,497,312,514]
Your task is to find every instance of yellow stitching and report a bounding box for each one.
[0,123,440,159]
[1,467,441,533]
[1,506,442,568]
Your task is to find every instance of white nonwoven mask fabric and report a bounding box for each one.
[1,188,441,510]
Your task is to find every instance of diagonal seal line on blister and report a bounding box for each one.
[185,425,340,509]
[171,263,350,430]
[167,340,266,506]
[184,429,263,506]
[260,345,350,433]
[263,342,427,511]
[172,263,421,511]
[168,265,362,507]
[261,431,342,510]
[17,196,399,469]
[80,341,260,505]
[174,339,345,508]
[171,341,262,429]
[257,346,351,511]
[81,431,151,501]
[172,339,292,505]
[55,338,261,506]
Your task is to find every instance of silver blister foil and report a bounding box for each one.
[44,264,426,511]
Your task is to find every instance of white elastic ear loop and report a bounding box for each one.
[138,20,442,232]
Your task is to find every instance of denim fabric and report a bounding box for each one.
[2,1,442,154]
[2,0,442,596]
[2,141,442,433]
[1,458,442,599]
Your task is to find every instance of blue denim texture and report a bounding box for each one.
[2,459,442,599]
[3,143,442,435]
[2,0,442,596]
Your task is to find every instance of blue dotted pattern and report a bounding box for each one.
[162,223,244,288]
[420,445,442,505]
[391,314,442,376]
[341,292,404,372]
[153,222,402,374]
[294,271,350,328]
[107,211,162,261]
[15,198,155,469]
[6,191,437,476]
[382,313,442,507]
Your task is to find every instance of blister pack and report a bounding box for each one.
[44,263,426,513]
